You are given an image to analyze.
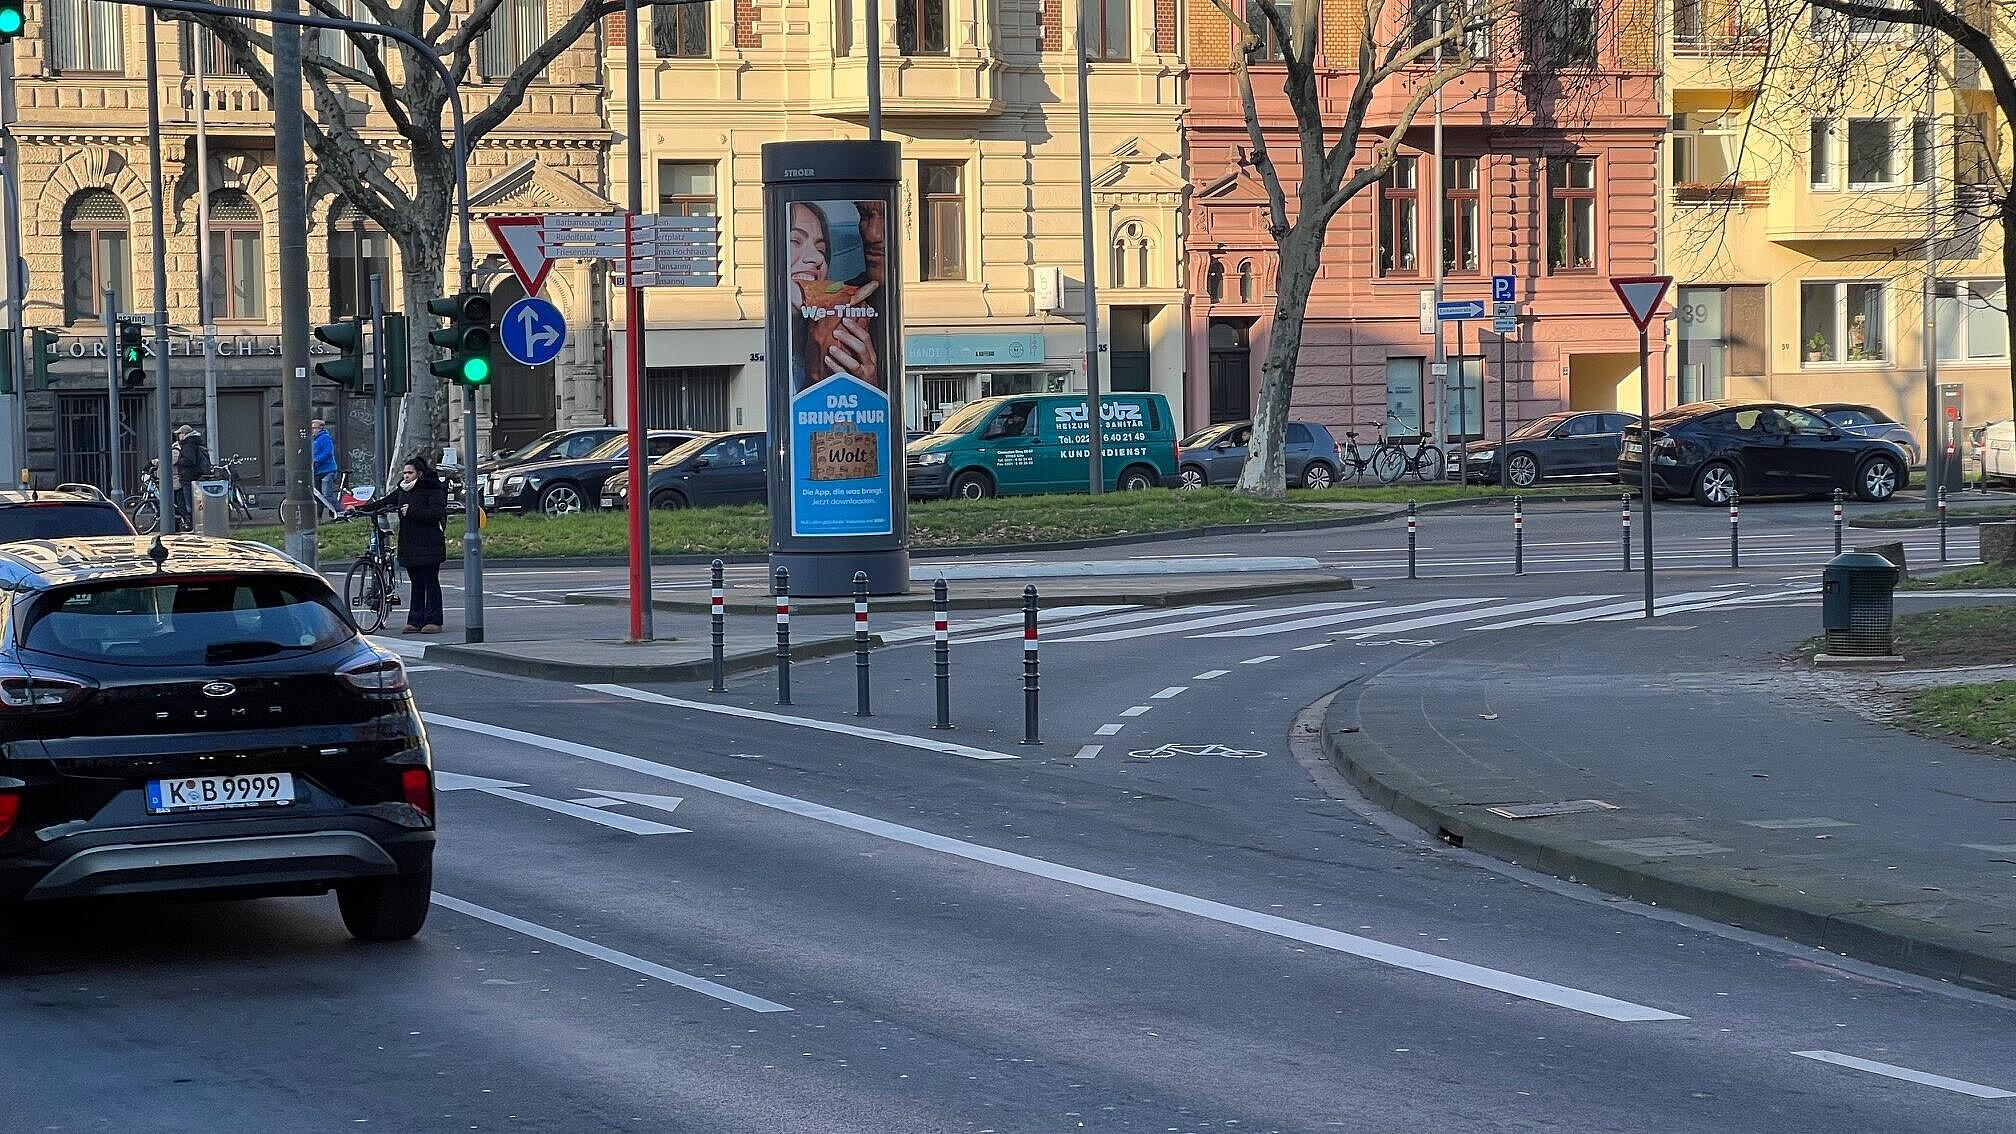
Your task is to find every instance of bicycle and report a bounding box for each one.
[343,511,399,634]
[1369,413,1445,485]
[211,454,260,523]
[1336,423,1386,484]
[124,462,189,534]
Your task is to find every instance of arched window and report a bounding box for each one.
[62,190,130,323]
[208,190,265,322]
[328,202,392,320]
[50,0,124,73]
[1237,260,1255,303]
[1205,258,1225,304]
[1112,221,1154,289]
[479,0,547,77]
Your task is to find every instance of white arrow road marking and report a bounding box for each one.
[435,770,690,835]
[426,715,1687,1024]
[584,684,1020,761]
[1793,1051,2016,1099]
[587,789,688,819]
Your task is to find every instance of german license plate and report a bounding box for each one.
[1622,442,1641,459]
[146,773,296,814]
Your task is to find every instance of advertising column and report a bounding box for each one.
[762,140,910,596]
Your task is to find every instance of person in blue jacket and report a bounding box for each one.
[312,419,340,510]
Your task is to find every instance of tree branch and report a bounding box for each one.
[1205,0,1293,237]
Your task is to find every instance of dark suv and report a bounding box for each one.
[0,488,136,543]
[0,536,435,945]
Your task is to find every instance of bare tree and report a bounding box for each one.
[1202,0,1511,494]
[173,0,634,461]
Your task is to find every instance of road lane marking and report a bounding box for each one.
[1095,723,1125,736]
[1120,705,1153,717]
[1152,686,1187,699]
[877,605,1134,644]
[423,716,1687,1024]
[581,686,1019,761]
[1046,602,1373,643]
[431,894,791,1014]
[962,604,1245,643]
[1193,670,1230,680]
[435,771,690,835]
[1240,655,1279,665]
[1792,1051,2015,1099]
[1340,594,1623,638]
[1074,745,1103,759]
[1468,589,1745,631]
[1293,642,1332,651]
[1963,843,2016,853]
[1194,598,1499,638]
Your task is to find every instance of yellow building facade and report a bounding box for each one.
[608,0,1188,433]
[1665,1,2009,457]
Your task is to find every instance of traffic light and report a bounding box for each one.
[381,313,409,398]
[29,328,53,390]
[0,0,26,41]
[0,330,15,396]
[426,292,492,387]
[313,317,365,390]
[119,322,146,389]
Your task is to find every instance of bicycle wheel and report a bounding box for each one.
[1411,446,1445,483]
[230,488,255,523]
[345,559,389,633]
[1370,445,1406,485]
[128,497,159,534]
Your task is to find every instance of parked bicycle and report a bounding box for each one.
[124,461,188,534]
[211,454,260,523]
[342,510,399,633]
[1367,413,1445,485]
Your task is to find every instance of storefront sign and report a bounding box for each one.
[43,331,341,361]
[905,332,1046,369]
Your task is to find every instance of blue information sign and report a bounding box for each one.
[1436,299,1485,322]
[1491,274,1516,303]
[789,375,894,538]
[499,296,566,367]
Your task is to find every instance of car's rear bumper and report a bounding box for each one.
[1616,459,1695,496]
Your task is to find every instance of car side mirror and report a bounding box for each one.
[692,458,711,470]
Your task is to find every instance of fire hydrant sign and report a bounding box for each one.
[790,375,893,538]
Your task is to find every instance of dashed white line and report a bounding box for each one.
[1152,686,1187,699]
[1095,723,1125,736]
[1193,669,1230,681]
[1073,745,1103,760]
[1240,655,1279,665]
[1792,1051,2015,1099]
[1120,705,1153,718]
[584,684,1019,761]
[1293,642,1332,652]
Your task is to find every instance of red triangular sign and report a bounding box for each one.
[1611,276,1672,330]
[487,215,553,296]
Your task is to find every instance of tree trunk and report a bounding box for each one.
[392,244,449,475]
[1236,228,1324,495]
[2003,195,2016,424]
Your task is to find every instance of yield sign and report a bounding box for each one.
[487,215,553,296]
[1610,275,1672,330]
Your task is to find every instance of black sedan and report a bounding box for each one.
[484,430,696,515]
[1453,411,1637,487]
[1620,400,1909,505]
[478,425,625,478]
[0,536,434,942]
[603,431,768,510]
[1177,421,1343,489]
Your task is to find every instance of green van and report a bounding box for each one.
[905,393,1181,500]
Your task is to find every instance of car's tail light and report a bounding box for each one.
[337,652,409,699]
[0,666,93,712]
[401,768,433,819]
[0,792,18,838]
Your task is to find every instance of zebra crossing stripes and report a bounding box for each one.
[1042,601,1374,643]
[1334,593,1622,638]
[958,604,1240,643]
[876,604,1133,644]
[1468,589,1749,630]
[1190,597,1497,638]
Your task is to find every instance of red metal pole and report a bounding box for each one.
[625,211,651,641]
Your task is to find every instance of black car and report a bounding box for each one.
[0,536,434,943]
[1620,400,1909,505]
[0,488,137,542]
[485,430,697,515]
[1177,421,1343,489]
[603,431,768,510]
[1454,411,1637,487]
[478,426,625,478]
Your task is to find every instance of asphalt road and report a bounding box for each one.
[10,540,2016,1131]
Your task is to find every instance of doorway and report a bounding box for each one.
[486,276,557,452]
[1208,318,1252,422]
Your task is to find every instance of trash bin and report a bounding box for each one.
[194,480,231,536]
[1821,551,1899,656]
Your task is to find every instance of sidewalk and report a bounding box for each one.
[1324,603,2016,997]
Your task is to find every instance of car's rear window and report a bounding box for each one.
[0,503,133,543]
[24,576,353,666]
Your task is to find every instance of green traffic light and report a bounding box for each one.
[461,356,490,384]
[0,10,23,35]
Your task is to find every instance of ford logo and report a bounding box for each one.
[201,682,237,698]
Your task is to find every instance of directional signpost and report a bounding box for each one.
[1436,299,1485,322]
[500,296,566,368]
[1612,274,1674,620]
[1490,275,1518,487]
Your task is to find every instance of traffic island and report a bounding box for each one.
[424,631,863,684]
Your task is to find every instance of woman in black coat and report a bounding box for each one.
[355,456,448,633]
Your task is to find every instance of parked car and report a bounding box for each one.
[603,431,769,510]
[478,426,625,480]
[1453,411,1637,487]
[0,488,137,543]
[1618,400,1909,505]
[1176,420,1343,489]
[485,430,698,515]
[1811,403,1922,467]
[0,536,435,942]
[906,393,1180,499]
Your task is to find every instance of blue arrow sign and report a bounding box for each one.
[1492,274,1515,303]
[500,296,566,367]
[1437,300,1485,322]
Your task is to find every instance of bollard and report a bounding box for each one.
[774,566,792,706]
[853,571,872,718]
[1939,485,1950,563]
[708,558,726,693]
[1513,496,1525,576]
[1406,500,1418,579]
[1021,584,1040,745]
[932,577,952,730]
[1621,492,1632,571]
[1833,488,1845,555]
[1729,494,1740,568]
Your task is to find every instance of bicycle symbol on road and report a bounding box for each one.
[1127,743,1267,760]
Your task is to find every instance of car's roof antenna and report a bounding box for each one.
[147,534,168,571]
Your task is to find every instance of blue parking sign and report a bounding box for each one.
[1491,274,1516,304]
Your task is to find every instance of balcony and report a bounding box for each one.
[1766,185,1933,242]
[179,77,272,131]
[1672,180,1771,208]
[820,53,1004,118]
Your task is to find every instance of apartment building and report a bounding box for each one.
[607,0,1187,434]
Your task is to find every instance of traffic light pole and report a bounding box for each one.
[0,43,25,484]
[370,273,387,487]
[102,297,122,504]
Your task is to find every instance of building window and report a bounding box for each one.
[1089,0,1129,59]
[1546,0,1596,65]
[182,0,250,76]
[1799,281,1887,364]
[1935,281,2009,362]
[1408,0,1488,59]
[208,190,265,322]
[61,190,130,324]
[50,0,124,72]
[653,0,708,56]
[1813,4,1904,37]
[328,214,391,321]
[1442,157,1480,274]
[1237,260,1255,302]
[1378,156,1420,277]
[1442,356,1483,440]
[1385,357,1425,439]
[1205,259,1225,303]
[1111,221,1151,288]
[836,0,853,54]
[478,0,546,76]
[897,0,947,54]
[1846,118,1905,187]
[1248,0,1295,62]
[315,0,365,68]
[1672,111,1740,186]
[1912,117,1936,184]
[918,162,965,281]
[1546,156,1596,272]
[1810,119,1835,188]
[658,161,718,217]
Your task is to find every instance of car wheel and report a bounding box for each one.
[1693,461,1739,506]
[1858,457,1901,502]
[651,490,688,510]
[950,470,995,500]
[336,865,432,942]
[1178,465,1208,490]
[1508,452,1540,488]
[1118,466,1157,492]
[1301,462,1335,490]
[537,483,584,516]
